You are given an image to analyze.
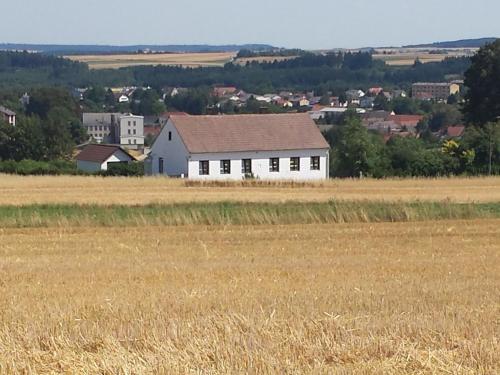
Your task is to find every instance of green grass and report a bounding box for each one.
[1,201,499,228]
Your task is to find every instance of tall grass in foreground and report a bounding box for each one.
[1,201,499,228]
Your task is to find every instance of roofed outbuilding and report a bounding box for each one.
[76,144,136,173]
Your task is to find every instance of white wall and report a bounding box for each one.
[148,120,189,176]
[119,115,144,149]
[188,149,329,180]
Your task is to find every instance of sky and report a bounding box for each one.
[1,0,498,49]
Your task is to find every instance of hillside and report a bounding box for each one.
[0,43,275,55]
[404,37,497,49]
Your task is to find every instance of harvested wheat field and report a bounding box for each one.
[1,175,500,205]
[66,52,236,69]
[0,220,498,373]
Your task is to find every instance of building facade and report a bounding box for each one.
[82,113,144,150]
[147,113,330,180]
[412,82,460,100]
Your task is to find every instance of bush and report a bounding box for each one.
[99,162,144,177]
[0,159,80,175]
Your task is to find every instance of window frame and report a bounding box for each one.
[158,157,164,174]
[199,160,209,175]
[220,160,231,175]
[290,157,300,172]
[310,156,320,171]
[242,159,252,174]
[269,157,280,172]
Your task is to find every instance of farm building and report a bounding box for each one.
[147,113,330,180]
[76,144,136,173]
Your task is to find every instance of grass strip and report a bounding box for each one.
[0,201,499,228]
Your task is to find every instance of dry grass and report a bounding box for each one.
[0,220,498,373]
[373,48,475,66]
[66,52,236,69]
[1,175,500,206]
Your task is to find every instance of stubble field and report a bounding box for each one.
[0,176,499,373]
[65,52,236,69]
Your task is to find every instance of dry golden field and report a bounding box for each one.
[0,220,498,373]
[372,48,476,66]
[1,175,500,205]
[66,52,236,69]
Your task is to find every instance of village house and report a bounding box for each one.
[0,105,16,126]
[76,144,136,173]
[147,113,330,180]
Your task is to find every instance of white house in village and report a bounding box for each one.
[76,144,136,173]
[147,113,330,180]
[0,105,16,126]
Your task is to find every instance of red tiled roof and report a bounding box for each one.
[144,125,162,137]
[389,115,423,127]
[446,125,465,138]
[169,113,329,154]
[76,144,135,163]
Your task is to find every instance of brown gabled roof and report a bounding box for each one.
[76,144,135,163]
[169,113,329,154]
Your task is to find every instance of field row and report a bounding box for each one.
[2,175,500,205]
[1,201,500,228]
[0,220,498,373]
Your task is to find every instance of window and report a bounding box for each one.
[310,156,320,170]
[220,160,231,174]
[168,131,172,141]
[99,126,103,131]
[269,158,279,172]
[128,139,131,144]
[158,158,164,174]
[133,129,136,135]
[242,159,252,174]
[128,121,131,126]
[134,139,137,144]
[133,121,136,126]
[290,157,300,171]
[128,129,131,135]
[199,161,209,175]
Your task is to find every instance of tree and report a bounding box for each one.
[327,112,388,177]
[463,40,500,125]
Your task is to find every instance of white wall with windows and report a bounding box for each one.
[187,149,329,180]
[149,119,329,180]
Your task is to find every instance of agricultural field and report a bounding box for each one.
[1,175,500,205]
[0,175,499,373]
[65,52,236,69]
[372,48,476,66]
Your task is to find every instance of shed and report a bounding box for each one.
[76,144,136,173]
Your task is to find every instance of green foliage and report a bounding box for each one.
[101,162,144,177]
[327,111,388,177]
[0,159,79,175]
[463,40,500,125]
[0,88,85,161]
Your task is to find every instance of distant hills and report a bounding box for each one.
[0,43,275,55]
[403,38,497,49]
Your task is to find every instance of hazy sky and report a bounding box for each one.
[1,0,498,49]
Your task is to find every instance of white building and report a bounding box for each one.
[76,144,136,173]
[0,106,16,126]
[148,113,330,180]
[82,113,144,150]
